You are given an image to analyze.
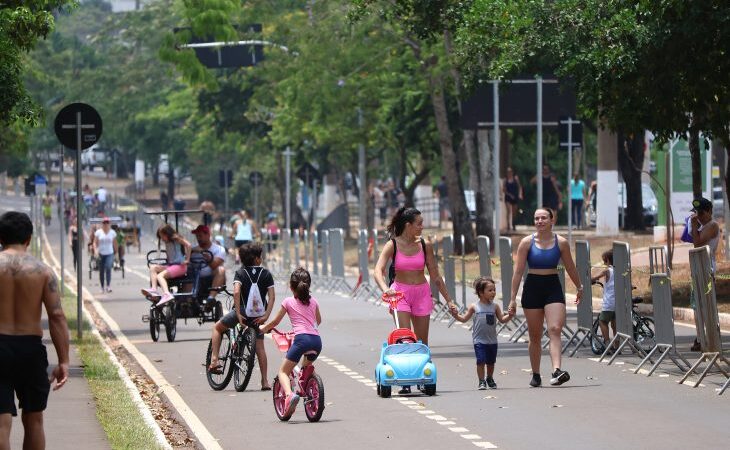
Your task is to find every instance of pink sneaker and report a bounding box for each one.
[156,292,174,307]
[284,393,300,416]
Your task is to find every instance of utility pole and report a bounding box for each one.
[283,146,294,232]
[358,108,366,231]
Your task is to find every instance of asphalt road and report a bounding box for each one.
[5,194,729,450]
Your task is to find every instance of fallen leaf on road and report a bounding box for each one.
[154,359,163,362]
[498,406,509,409]
[551,404,564,408]
[586,376,596,380]
[500,370,508,375]
[484,396,497,399]
[521,369,532,373]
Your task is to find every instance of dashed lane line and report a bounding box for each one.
[318,351,499,449]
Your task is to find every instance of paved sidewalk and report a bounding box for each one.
[8,316,109,449]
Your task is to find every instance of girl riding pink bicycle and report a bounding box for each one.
[260,267,322,419]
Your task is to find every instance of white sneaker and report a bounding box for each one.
[156,293,174,307]
[141,287,160,299]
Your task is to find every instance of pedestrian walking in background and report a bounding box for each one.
[502,167,523,232]
[532,164,562,215]
[160,190,169,211]
[41,193,53,226]
[450,277,513,389]
[570,173,586,229]
[93,217,118,294]
[509,208,583,387]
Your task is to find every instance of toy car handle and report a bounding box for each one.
[381,291,405,309]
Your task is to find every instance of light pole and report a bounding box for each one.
[283,146,294,232]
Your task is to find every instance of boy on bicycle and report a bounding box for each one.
[208,243,275,390]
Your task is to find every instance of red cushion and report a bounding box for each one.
[388,328,418,345]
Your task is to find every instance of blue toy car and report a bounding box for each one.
[375,339,437,397]
[375,292,437,397]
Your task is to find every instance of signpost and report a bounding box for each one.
[559,116,582,243]
[249,171,263,223]
[54,103,103,339]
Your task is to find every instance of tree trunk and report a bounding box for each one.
[476,129,495,243]
[428,73,475,253]
[464,129,479,192]
[617,131,645,230]
[689,129,702,198]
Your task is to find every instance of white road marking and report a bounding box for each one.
[461,434,481,440]
[449,427,469,433]
[417,410,435,415]
[473,441,498,448]
[427,414,448,421]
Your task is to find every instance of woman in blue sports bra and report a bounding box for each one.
[508,208,583,388]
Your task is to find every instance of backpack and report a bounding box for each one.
[387,238,426,287]
[243,268,266,317]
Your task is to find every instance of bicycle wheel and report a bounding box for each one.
[149,308,160,342]
[590,319,606,355]
[272,378,291,421]
[233,327,257,392]
[206,330,234,390]
[164,303,177,342]
[634,317,656,351]
[304,373,325,422]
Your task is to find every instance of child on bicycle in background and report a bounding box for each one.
[261,267,322,417]
[591,250,616,351]
[208,243,275,390]
[450,277,512,389]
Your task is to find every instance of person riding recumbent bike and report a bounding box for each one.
[141,247,225,342]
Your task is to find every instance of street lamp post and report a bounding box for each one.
[283,146,294,232]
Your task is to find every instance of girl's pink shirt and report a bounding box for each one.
[281,296,320,336]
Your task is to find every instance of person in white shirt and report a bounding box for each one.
[92,218,117,294]
[96,186,108,214]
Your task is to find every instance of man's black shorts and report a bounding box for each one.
[0,335,50,416]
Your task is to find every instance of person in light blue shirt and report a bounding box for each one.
[570,173,586,229]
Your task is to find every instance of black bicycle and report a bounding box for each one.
[205,288,257,392]
[590,282,656,355]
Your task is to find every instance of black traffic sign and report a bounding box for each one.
[54,103,103,150]
[558,116,583,149]
[249,171,263,186]
[219,169,233,188]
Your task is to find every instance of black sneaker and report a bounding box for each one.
[478,380,487,390]
[398,386,411,395]
[529,373,542,387]
[486,377,497,389]
[550,368,570,386]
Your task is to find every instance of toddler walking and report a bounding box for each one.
[451,277,512,389]
[591,250,616,350]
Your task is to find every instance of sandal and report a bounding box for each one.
[261,386,272,391]
[208,362,224,375]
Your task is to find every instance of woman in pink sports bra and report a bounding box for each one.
[374,207,457,348]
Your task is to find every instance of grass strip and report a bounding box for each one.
[61,289,164,450]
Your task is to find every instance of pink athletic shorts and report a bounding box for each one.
[391,281,433,316]
[164,264,187,279]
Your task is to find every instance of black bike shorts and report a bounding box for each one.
[220,311,264,340]
[0,335,50,416]
[521,274,565,309]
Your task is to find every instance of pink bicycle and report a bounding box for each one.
[271,328,325,422]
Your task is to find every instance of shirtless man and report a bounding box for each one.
[0,211,70,450]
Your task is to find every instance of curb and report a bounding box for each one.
[41,228,172,450]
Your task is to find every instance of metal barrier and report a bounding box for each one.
[321,230,329,277]
[497,237,525,339]
[312,230,319,276]
[633,273,691,376]
[303,230,309,271]
[678,247,730,394]
[648,245,670,277]
[293,231,300,269]
[600,241,644,364]
[352,229,380,302]
[563,241,598,356]
[442,235,456,303]
[327,228,351,293]
[430,237,446,321]
[477,235,491,278]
